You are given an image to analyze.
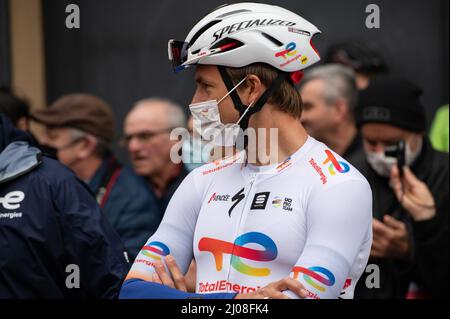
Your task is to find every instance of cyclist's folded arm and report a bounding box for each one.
[120,171,203,293]
[120,278,237,299]
[285,179,372,299]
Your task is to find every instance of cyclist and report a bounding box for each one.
[120,2,372,299]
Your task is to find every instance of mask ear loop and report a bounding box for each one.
[236,100,255,125]
[216,75,254,125]
[218,76,248,104]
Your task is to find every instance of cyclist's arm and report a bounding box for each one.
[119,171,197,293]
[119,170,237,299]
[120,279,237,299]
[285,179,372,299]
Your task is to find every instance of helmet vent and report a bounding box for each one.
[260,32,283,47]
[216,9,252,18]
[210,38,244,52]
[189,20,222,46]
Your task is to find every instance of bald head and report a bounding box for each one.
[124,97,186,178]
[126,98,186,130]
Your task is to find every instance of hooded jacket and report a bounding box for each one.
[0,114,129,298]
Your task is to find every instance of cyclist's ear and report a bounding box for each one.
[240,74,265,106]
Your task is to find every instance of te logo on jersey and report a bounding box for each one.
[140,241,170,260]
[322,150,350,175]
[199,232,278,277]
[292,266,336,292]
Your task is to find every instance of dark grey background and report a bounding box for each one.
[0,0,11,88]
[42,0,449,161]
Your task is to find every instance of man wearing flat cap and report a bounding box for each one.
[352,76,449,299]
[32,93,159,261]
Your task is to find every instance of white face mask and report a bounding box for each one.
[366,138,423,177]
[189,77,253,147]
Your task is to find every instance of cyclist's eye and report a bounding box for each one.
[199,81,213,92]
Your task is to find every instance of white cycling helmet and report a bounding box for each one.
[168,2,321,74]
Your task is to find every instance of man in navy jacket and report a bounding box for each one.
[0,114,129,298]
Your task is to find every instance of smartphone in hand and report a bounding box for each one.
[385,140,406,176]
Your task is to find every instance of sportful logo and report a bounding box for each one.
[198,232,277,277]
[275,42,308,67]
[140,241,170,260]
[250,192,270,210]
[322,150,350,175]
[291,266,336,292]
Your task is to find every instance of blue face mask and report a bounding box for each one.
[181,138,212,172]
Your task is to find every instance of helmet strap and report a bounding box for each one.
[217,65,287,134]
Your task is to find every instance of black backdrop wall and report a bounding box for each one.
[42,0,449,162]
[0,0,11,88]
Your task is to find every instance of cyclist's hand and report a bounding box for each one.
[151,255,188,292]
[185,260,197,293]
[234,277,309,299]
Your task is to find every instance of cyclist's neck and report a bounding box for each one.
[247,104,309,167]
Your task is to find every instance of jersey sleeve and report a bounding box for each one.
[120,279,237,299]
[285,179,373,299]
[123,170,202,282]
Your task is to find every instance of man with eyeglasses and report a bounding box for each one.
[123,97,189,213]
[31,93,157,261]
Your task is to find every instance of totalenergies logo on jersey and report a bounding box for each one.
[140,241,170,260]
[198,232,278,277]
[292,266,336,292]
[322,150,350,175]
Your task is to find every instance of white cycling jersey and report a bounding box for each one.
[126,136,372,299]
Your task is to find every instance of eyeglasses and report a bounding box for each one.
[120,128,173,147]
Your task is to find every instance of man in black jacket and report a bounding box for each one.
[0,114,129,298]
[353,76,449,298]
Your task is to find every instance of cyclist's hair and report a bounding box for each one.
[225,63,303,119]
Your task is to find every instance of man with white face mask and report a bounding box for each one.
[353,75,449,299]
[121,2,373,300]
